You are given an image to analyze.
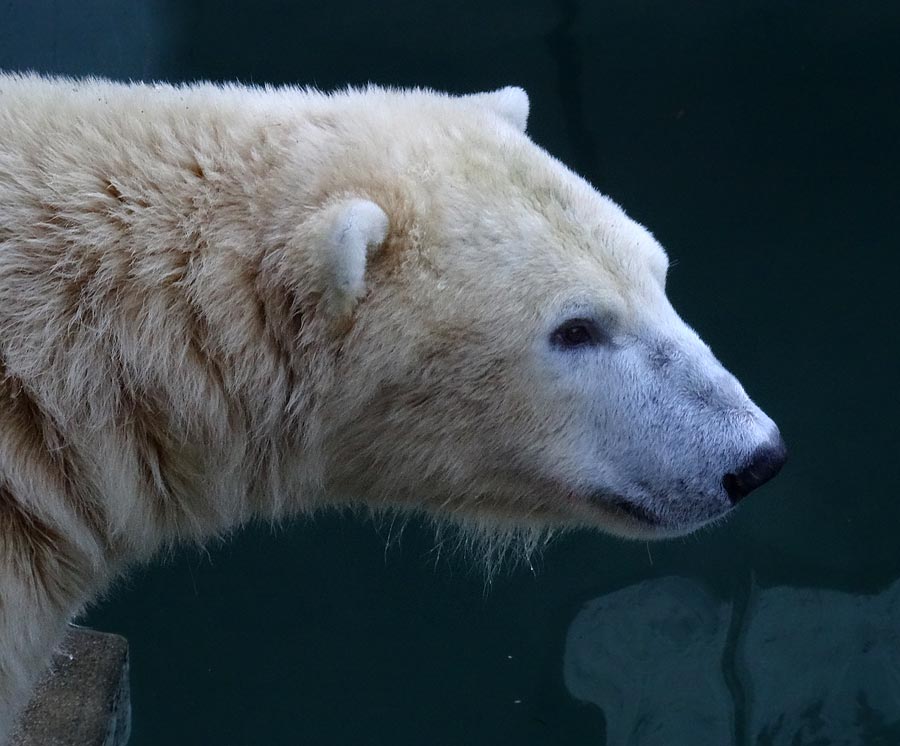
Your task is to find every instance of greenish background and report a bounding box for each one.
[2,1,898,744]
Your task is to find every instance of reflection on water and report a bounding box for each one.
[564,577,900,745]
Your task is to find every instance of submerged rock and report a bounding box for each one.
[564,577,900,745]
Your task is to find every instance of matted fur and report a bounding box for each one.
[0,72,782,738]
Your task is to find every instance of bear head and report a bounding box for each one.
[307,87,786,544]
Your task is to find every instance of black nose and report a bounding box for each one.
[723,434,788,504]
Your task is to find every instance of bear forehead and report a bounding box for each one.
[389,101,667,273]
[420,136,669,305]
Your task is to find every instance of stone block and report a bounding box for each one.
[11,627,130,746]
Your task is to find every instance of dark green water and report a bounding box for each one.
[2,2,898,744]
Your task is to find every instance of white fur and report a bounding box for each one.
[0,73,780,739]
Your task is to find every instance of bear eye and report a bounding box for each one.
[550,318,605,350]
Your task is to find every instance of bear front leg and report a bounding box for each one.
[0,519,105,743]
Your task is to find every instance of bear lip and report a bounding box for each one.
[595,495,662,527]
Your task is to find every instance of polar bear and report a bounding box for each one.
[0,73,785,738]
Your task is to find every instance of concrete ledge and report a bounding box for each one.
[11,628,131,746]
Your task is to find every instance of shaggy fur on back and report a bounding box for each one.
[0,73,424,737]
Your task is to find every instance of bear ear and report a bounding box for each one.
[320,199,389,321]
[466,86,529,132]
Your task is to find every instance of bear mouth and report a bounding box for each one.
[583,487,737,536]
[590,493,662,527]
[609,499,661,526]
